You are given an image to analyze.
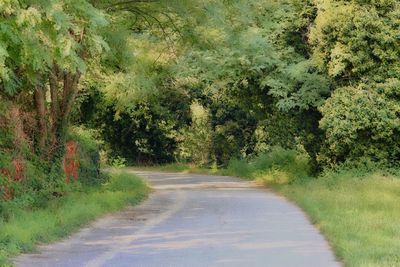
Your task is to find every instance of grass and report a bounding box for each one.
[130,162,219,175]
[277,170,400,267]
[140,149,400,267]
[0,170,150,266]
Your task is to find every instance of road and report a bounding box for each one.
[14,170,341,267]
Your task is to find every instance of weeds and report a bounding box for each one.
[280,171,400,267]
[0,172,149,266]
[222,147,311,184]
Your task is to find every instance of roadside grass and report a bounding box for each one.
[232,158,400,267]
[275,170,400,267]
[142,149,400,267]
[130,162,219,175]
[0,171,149,266]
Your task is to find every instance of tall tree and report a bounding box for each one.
[0,0,108,158]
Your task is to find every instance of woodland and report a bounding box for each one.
[0,0,400,265]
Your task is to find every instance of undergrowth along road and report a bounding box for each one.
[0,171,149,266]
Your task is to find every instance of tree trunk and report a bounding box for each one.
[34,85,48,153]
[49,66,59,132]
[46,69,81,159]
[9,105,25,154]
[60,72,81,131]
[48,66,60,155]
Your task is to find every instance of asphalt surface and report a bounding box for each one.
[14,170,341,267]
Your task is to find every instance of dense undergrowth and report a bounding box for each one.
[0,171,149,266]
[0,126,104,220]
[139,147,311,182]
[0,125,149,266]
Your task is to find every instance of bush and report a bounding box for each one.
[252,148,298,171]
[176,102,213,166]
[0,160,63,220]
[0,171,149,265]
[225,147,311,184]
[224,158,252,178]
[68,126,106,186]
[0,126,105,221]
[251,148,310,184]
[319,81,400,167]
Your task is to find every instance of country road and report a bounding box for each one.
[14,170,340,267]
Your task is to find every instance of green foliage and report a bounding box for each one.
[279,170,400,267]
[71,0,330,168]
[111,156,127,168]
[0,153,66,220]
[3,0,399,183]
[0,0,111,228]
[307,0,400,166]
[0,125,104,222]
[224,147,311,184]
[107,172,145,192]
[68,126,106,185]
[0,0,108,94]
[176,102,213,166]
[176,0,330,111]
[309,0,400,83]
[82,86,191,164]
[319,80,400,166]
[163,0,331,168]
[252,148,298,171]
[210,101,258,165]
[224,158,252,179]
[0,171,148,265]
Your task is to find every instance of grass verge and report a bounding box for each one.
[129,163,219,175]
[275,170,400,267]
[0,171,149,266]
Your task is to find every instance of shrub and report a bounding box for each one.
[251,148,310,184]
[176,102,213,166]
[68,126,106,186]
[252,148,298,171]
[224,158,252,178]
[225,147,311,184]
[0,126,105,221]
[319,82,400,166]
[111,156,127,168]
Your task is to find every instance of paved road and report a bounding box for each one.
[15,170,340,267]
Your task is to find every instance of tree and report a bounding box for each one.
[310,0,400,165]
[0,0,108,158]
[177,102,213,166]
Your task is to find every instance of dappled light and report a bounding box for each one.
[15,172,339,267]
[1,0,399,266]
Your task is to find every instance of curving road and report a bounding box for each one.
[15,170,341,267]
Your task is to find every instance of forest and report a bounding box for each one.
[0,0,400,266]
